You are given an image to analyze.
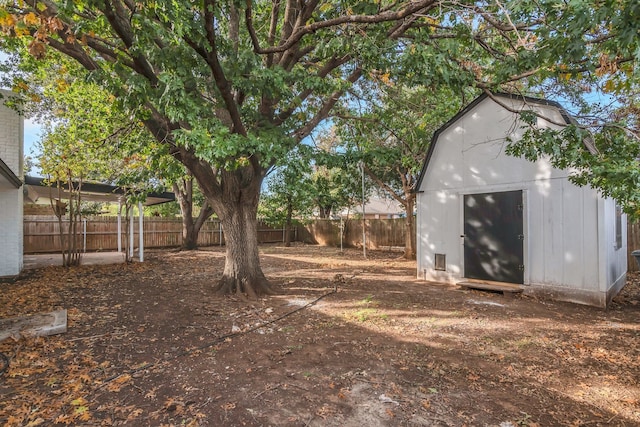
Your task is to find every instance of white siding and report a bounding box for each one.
[0,182,23,276]
[0,90,24,277]
[601,198,627,295]
[417,94,624,306]
[526,179,600,291]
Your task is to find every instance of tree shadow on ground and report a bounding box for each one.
[1,245,639,426]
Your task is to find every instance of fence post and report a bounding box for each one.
[219,221,223,246]
[83,218,87,253]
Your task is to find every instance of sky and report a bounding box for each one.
[24,118,42,157]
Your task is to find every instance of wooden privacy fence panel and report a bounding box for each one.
[628,220,640,272]
[23,216,290,254]
[23,216,79,253]
[364,218,406,249]
[85,217,123,250]
[23,216,406,254]
[302,218,406,249]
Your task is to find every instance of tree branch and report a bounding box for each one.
[295,67,363,141]
[362,163,406,206]
[250,0,437,54]
[275,54,351,125]
[101,0,159,86]
[203,0,247,136]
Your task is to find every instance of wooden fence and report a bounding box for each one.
[628,221,640,272]
[25,216,640,268]
[23,216,407,254]
[23,216,292,254]
[301,218,407,249]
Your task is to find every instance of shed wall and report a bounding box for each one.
[417,95,623,306]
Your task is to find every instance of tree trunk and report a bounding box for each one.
[174,181,197,250]
[214,200,273,297]
[284,200,293,247]
[173,179,213,251]
[191,200,214,247]
[198,168,274,297]
[182,215,198,250]
[403,196,416,260]
[318,205,332,219]
[174,180,215,250]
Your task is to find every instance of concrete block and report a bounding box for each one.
[0,309,67,342]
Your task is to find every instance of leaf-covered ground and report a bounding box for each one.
[1,244,639,426]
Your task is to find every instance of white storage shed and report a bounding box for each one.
[415,92,627,307]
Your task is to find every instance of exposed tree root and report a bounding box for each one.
[214,275,277,298]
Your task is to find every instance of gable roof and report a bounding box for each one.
[0,157,22,188]
[414,92,572,191]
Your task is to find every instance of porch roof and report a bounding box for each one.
[24,175,175,206]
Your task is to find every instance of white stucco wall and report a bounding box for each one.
[0,90,24,277]
[417,95,626,306]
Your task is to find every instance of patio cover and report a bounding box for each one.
[24,175,175,262]
[24,175,174,206]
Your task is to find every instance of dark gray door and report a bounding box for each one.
[463,190,524,284]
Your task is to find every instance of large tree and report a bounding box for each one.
[2,0,636,295]
[2,0,463,297]
[260,146,314,246]
[338,84,467,259]
[3,50,217,250]
[310,128,367,219]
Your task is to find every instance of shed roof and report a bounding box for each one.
[24,175,175,206]
[414,92,572,191]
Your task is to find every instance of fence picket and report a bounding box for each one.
[23,216,409,254]
[24,216,228,253]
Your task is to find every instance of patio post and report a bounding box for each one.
[129,206,134,259]
[138,201,144,262]
[82,218,87,253]
[117,198,122,253]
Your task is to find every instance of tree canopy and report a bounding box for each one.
[1,0,639,294]
[337,83,468,258]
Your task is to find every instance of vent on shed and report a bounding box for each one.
[434,253,446,271]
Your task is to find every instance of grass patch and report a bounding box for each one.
[345,308,389,323]
[358,295,380,307]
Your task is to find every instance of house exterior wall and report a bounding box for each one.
[600,198,627,303]
[416,95,626,307]
[0,90,24,277]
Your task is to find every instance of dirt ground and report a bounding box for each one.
[1,244,639,427]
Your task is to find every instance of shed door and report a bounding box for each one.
[463,190,524,284]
